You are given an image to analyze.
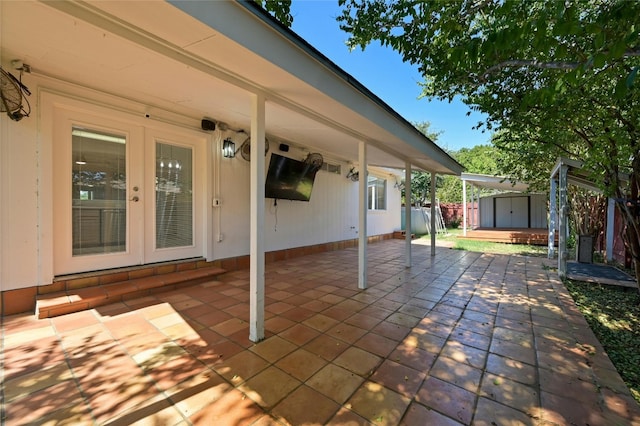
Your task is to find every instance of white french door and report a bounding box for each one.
[52,108,206,275]
[144,128,205,264]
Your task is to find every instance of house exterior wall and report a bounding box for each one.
[0,77,402,294]
[216,147,401,258]
[1,99,40,292]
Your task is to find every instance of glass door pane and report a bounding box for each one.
[72,127,127,256]
[155,142,193,249]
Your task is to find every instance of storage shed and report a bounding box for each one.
[479,193,548,229]
[461,173,547,235]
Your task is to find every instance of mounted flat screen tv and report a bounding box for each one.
[265,153,319,201]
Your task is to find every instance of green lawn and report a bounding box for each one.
[430,228,548,257]
[565,280,640,403]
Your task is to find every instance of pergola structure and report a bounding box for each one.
[549,157,622,277]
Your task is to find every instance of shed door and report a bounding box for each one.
[495,197,529,228]
[510,197,529,227]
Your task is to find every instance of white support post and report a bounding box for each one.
[249,93,265,343]
[476,187,482,228]
[475,187,479,228]
[470,185,474,229]
[462,178,467,236]
[558,164,569,278]
[606,197,615,262]
[472,185,477,229]
[430,171,436,256]
[405,163,412,268]
[548,177,557,258]
[358,141,368,289]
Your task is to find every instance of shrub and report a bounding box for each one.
[448,217,461,229]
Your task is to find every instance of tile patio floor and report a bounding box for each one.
[2,240,640,425]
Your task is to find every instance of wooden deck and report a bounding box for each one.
[459,228,555,246]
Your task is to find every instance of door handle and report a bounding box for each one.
[130,196,140,202]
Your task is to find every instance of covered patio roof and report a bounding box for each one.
[1,0,461,342]
[1,0,462,174]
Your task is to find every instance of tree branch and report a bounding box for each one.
[484,60,581,76]
[463,0,493,17]
[482,49,640,78]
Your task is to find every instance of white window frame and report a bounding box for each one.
[368,175,387,211]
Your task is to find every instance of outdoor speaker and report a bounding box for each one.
[201,119,216,131]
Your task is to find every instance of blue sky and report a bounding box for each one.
[290,1,490,151]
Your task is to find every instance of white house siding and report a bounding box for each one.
[216,147,401,258]
[0,78,402,292]
[0,105,40,292]
[364,171,402,238]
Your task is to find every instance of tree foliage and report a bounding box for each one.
[255,0,293,27]
[439,145,500,203]
[338,0,640,288]
[403,121,442,205]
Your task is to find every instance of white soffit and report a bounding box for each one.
[0,0,461,174]
[461,173,530,192]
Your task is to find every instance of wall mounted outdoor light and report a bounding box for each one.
[222,139,236,158]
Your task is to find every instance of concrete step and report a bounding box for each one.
[393,231,416,239]
[36,266,225,319]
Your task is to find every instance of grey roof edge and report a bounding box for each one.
[461,172,530,192]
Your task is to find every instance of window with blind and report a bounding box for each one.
[368,176,387,210]
[155,142,193,249]
[71,127,127,256]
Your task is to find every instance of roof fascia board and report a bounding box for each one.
[169,1,462,175]
[461,173,529,191]
[567,176,603,193]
